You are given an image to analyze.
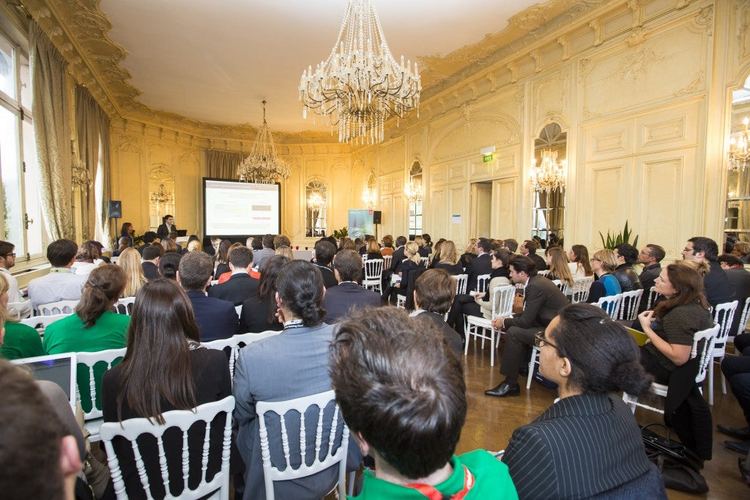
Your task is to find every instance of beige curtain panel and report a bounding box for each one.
[30,21,72,241]
[206,150,244,180]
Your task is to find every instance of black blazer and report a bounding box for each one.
[156,222,176,240]
[704,260,735,307]
[390,246,406,273]
[324,282,381,324]
[141,261,161,280]
[434,261,464,275]
[528,253,548,272]
[413,311,462,355]
[314,264,338,289]
[505,275,569,330]
[239,292,283,333]
[186,291,238,341]
[207,273,259,306]
[466,253,492,292]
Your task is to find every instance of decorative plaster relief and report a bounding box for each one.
[533,70,571,122]
[580,20,708,121]
[642,118,686,147]
[492,151,518,176]
[432,165,446,184]
[740,3,750,61]
[450,163,466,181]
[688,5,714,37]
[432,117,520,164]
[594,130,628,156]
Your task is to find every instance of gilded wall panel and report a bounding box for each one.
[600,5,634,39]
[148,143,173,166]
[430,188,447,242]
[644,0,677,19]
[490,149,519,176]
[494,177,518,240]
[738,2,750,62]
[431,164,447,185]
[636,100,700,152]
[639,154,687,260]
[590,162,627,247]
[532,69,571,125]
[431,117,520,164]
[304,159,326,179]
[113,141,145,231]
[580,18,710,121]
[379,138,405,174]
[449,161,466,182]
[470,157,492,179]
[583,119,633,163]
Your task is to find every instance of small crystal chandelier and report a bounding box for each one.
[729,117,750,171]
[150,184,173,205]
[238,100,290,183]
[307,192,326,212]
[362,188,376,209]
[530,149,567,194]
[404,178,422,204]
[70,140,92,191]
[299,0,421,145]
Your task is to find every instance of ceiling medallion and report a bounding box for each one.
[299,0,421,146]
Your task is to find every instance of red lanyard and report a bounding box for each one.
[404,465,474,500]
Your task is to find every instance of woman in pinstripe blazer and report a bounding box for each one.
[503,304,666,499]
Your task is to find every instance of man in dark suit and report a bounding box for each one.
[324,250,381,324]
[682,236,735,307]
[313,240,338,289]
[178,251,238,341]
[207,246,258,305]
[520,239,547,271]
[719,254,750,337]
[466,237,493,292]
[141,245,163,280]
[638,244,665,312]
[411,269,462,355]
[613,243,643,292]
[389,236,408,273]
[485,255,569,397]
[136,231,158,255]
[156,214,176,240]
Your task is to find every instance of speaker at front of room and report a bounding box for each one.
[108,200,122,219]
[373,211,382,224]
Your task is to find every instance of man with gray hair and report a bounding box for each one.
[178,251,238,341]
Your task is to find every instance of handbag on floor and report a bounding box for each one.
[641,423,708,494]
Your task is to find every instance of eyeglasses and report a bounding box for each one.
[590,257,601,262]
[1,252,15,258]
[534,331,561,353]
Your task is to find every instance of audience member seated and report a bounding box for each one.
[136,231,157,255]
[433,240,464,275]
[71,241,103,277]
[112,236,131,257]
[587,249,622,303]
[718,253,750,337]
[0,360,84,500]
[331,307,518,498]
[248,236,262,254]
[186,236,203,253]
[178,251,238,342]
[718,327,750,455]
[503,304,665,499]
[313,240,338,289]
[254,234,275,270]
[214,239,232,278]
[639,244,666,292]
[567,244,593,279]
[102,279,231,499]
[682,236,735,307]
[447,248,511,340]
[160,236,180,254]
[390,236,408,273]
[274,245,294,260]
[28,239,88,309]
[380,234,394,256]
[732,241,750,264]
[273,234,291,250]
[116,247,147,298]
[412,269,462,354]
[612,243,643,292]
[503,238,519,254]
[0,274,43,360]
[119,222,135,248]
[520,239,547,271]
[239,255,290,333]
[638,261,714,460]
[466,238,494,292]
[324,250,380,324]
[422,233,433,255]
[141,244,163,280]
[384,241,422,304]
[459,237,477,269]
[364,237,383,261]
[429,238,446,267]
[233,260,343,500]
[415,235,429,258]
[485,256,568,398]
[544,246,574,288]
[207,246,258,306]
[158,251,182,281]
[0,239,32,318]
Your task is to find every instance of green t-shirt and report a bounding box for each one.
[350,450,518,499]
[0,321,44,360]
[43,311,130,412]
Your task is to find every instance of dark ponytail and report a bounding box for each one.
[276,260,326,326]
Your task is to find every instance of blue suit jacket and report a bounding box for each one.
[186,290,238,341]
[323,282,381,323]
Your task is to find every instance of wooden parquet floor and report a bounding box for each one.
[458,339,750,499]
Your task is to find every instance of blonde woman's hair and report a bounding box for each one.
[405,241,421,265]
[464,238,477,254]
[439,240,460,266]
[0,274,19,324]
[592,249,618,274]
[118,247,147,297]
[275,246,294,259]
[415,236,425,248]
[546,247,574,286]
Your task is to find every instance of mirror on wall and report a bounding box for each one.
[406,160,423,239]
[725,74,750,245]
[148,166,175,230]
[306,179,327,238]
[531,123,567,247]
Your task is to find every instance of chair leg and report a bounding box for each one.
[526,350,537,390]
[490,329,495,367]
[463,324,471,357]
[721,355,727,395]
[348,470,356,497]
[708,361,714,406]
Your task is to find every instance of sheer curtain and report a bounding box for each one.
[206,150,243,179]
[30,21,71,240]
[75,85,111,247]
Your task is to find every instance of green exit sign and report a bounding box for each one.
[483,154,493,162]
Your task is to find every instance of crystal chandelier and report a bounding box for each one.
[150,184,173,205]
[362,187,376,209]
[307,192,326,212]
[238,101,290,183]
[299,0,421,145]
[70,140,92,191]
[530,149,567,194]
[404,178,422,203]
[729,117,750,171]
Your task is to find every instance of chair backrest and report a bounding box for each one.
[255,390,349,500]
[100,395,235,500]
[235,304,243,317]
[419,256,429,268]
[235,330,283,350]
[712,300,738,354]
[476,274,491,294]
[550,279,569,295]
[737,296,750,336]
[568,276,594,303]
[646,286,663,310]
[363,259,384,280]
[37,299,79,316]
[451,274,468,295]
[382,255,392,270]
[594,293,623,319]
[617,289,644,321]
[111,296,136,315]
[491,285,516,319]
[21,313,71,335]
[694,323,720,384]
[202,337,239,380]
[110,256,119,264]
[537,270,550,277]
[77,348,127,418]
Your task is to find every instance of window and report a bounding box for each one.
[0,29,44,263]
[306,180,327,238]
[407,161,422,239]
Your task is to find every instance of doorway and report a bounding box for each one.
[471,182,492,238]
